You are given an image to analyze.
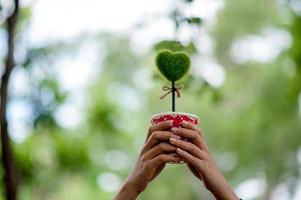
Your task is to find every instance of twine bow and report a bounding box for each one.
[160,85,183,99]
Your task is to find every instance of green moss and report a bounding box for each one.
[155,50,191,82]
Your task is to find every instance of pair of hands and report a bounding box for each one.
[114,120,239,200]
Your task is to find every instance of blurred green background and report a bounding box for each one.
[0,0,301,199]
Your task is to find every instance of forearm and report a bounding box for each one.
[209,181,239,200]
[113,182,140,200]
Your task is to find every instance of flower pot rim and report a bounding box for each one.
[151,112,199,120]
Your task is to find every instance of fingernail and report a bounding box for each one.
[171,134,181,139]
[176,148,183,152]
[170,138,177,143]
[167,120,173,126]
[171,127,178,132]
[182,121,188,125]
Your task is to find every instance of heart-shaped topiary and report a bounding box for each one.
[155,50,190,82]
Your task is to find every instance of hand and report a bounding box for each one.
[170,121,239,200]
[114,120,181,200]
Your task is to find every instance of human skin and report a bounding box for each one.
[114,120,181,200]
[169,121,239,200]
[114,120,239,200]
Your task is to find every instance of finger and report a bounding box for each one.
[143,143,177,160]
[148,154,181,167]
[142,131,180,153]
[171,127,203,149]
[181,121,202,135]
[169,137,206,160]
[172,126,209,152]
[146,120,173,141]
[176,148,204,168]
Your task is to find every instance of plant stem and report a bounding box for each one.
[172,81,175,112]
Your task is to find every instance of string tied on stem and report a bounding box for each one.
[160,85,183,100]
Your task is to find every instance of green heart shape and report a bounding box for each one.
[155,50,191,82]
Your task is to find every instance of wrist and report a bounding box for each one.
[209,180,239,200]
[114,181,140,200]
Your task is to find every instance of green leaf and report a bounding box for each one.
[154,40,198,54]
[155,50,191,82]
[184,17,202,26]
[186,41,198,54]
[154,40,186,52]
